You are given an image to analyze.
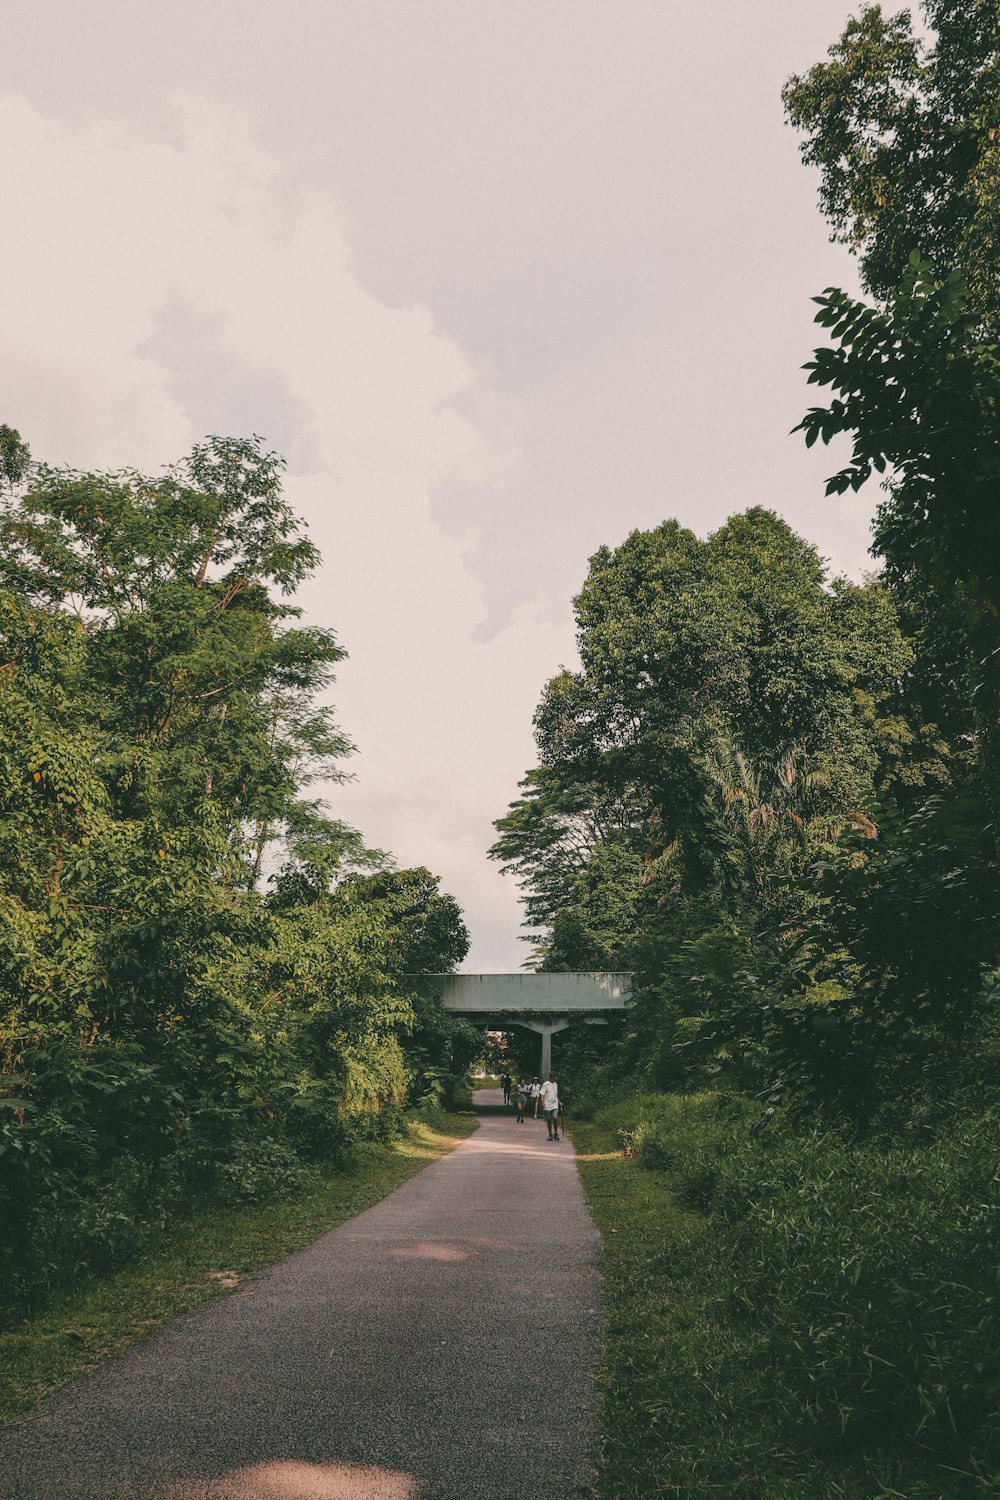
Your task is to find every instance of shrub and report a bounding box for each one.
[214,1137,313,1204]
[590,1090,748,1208]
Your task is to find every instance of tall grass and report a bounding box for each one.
[578,1092,1000,1496]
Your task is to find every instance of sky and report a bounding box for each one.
[1,2,907,970]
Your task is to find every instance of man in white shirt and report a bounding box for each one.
[540,1073,560,1140]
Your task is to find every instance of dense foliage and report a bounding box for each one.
[578,1093,1000,1498]
[494,0,1000,1122]
[493,6,1000,1490]
[0,433,476,1317]
[492,506,969,1109]
[783,0,1000,331]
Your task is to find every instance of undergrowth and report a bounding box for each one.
[574,1093,1000,1498]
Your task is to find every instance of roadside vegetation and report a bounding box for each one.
[497,6,1000,1494]
[574,1097,998,1498]
[0,428,481,1342]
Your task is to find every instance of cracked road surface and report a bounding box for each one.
[0,1091,601,1499]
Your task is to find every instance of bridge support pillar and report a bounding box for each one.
[520,1018,572,1078]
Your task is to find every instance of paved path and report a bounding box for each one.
[0,1093,601,1500]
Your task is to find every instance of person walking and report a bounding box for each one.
[530,1077,542,1118]
[500,1072,511,1105]
[541,1073,560,1140]
[514,1077,529,1123]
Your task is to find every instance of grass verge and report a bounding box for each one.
[572,1104,997,1498]
[574,1113,841,1498]
[571,1116,713,1499]
[0,1108,477,1428]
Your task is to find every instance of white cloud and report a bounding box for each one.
[0,92,567,967]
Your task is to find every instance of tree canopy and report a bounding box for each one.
[784,1,1000,331]
[492,2,1000,1120]
[0,431,475,1315]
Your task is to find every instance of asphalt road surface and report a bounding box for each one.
[0,1091,601,1500]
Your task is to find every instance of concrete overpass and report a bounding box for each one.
[431,971,631,1077]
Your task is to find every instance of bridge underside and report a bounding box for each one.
[430,972,631,1077]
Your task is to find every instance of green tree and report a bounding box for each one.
[796,261,1000,791]
[784,2,1000,331]
[494,510,920,1091]
[0,431,470,1313]
[780,6,1000,1112]
[0,425,30,491]
[0,435,344,835]
[490,767,647,967]
[786,5,1000,745]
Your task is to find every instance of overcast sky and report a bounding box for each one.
[1,2,904,969]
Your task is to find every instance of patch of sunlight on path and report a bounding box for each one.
[166,1459,421,1499]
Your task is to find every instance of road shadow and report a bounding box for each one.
[469,1088,512,1116]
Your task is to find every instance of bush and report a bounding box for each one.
[0,1073,413,1325]
[214,1137,313,1204]
[0,1151,169,1323]
[589,1090,747,1208]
